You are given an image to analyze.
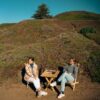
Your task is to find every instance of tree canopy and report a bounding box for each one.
[32,4,52,19]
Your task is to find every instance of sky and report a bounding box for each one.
[0,0,100,24]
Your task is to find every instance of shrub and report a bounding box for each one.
[87,50,100,83]
[79,27,96,37]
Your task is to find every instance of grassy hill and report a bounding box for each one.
[0,23,16,30]
[55,11,100,44]
[0,13,100,83]
[69,20,100,44]
[55,11,100,20]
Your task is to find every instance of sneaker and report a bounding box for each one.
[39,91,48,96]
[50,81,57,87]
[58,93,65,99]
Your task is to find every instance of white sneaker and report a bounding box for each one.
[39,91,48,96]
[50,81,57,87]
[58,93,65,99]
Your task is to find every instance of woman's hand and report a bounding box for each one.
[24,63,29,67]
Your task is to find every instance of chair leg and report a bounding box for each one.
[72,81,79,91]
[27,82,29,88]
[73,84,75,91]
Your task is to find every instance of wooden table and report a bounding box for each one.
[41,69,59,92]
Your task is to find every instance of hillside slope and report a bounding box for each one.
[0,19,100,83]
[55,11,100,20]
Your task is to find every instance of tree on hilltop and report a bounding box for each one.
[32,4,52,19]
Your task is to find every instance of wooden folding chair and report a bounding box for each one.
[71,66,80,91]
[72,79,79,91]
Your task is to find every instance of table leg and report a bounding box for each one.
[45,77,55,92]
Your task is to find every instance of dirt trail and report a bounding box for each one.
[0,76,100,100]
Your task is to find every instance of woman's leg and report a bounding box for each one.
[64,73,74,83]
[58,72,74,92]
[28,77,41,91]
[60,77,68,93]
[57,77,67,99]
[33,78,41,91]
[57,72,67,82]
[28,77,47,96]
[57,72,68,93]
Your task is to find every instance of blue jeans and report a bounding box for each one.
[57,72,74,92]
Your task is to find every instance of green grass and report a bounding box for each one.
[55,11,100,20]
[0,23,16,29]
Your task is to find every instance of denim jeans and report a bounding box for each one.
[57,72,74,92]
